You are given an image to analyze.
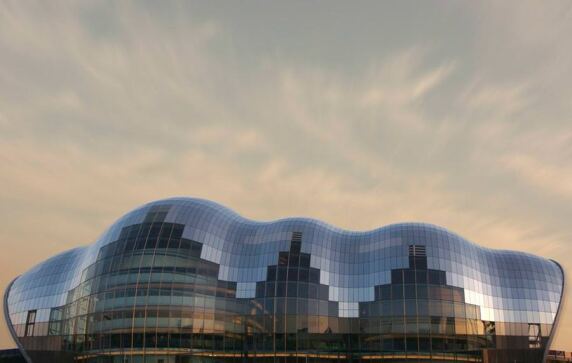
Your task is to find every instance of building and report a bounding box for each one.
[547,351,572,362]
[4,198,565,363]
[0,349,26,363]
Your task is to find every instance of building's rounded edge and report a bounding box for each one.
[543,259,566,363]
[118,196,444,233]
[3,277,32,363]
[110,197,521,256]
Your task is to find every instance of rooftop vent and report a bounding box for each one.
[409,245,426,257]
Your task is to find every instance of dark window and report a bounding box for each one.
[308,284,318,299]
[287,282,298,297]
[288,253,300,267]
[392,284,404,300]
[267,266,277,281]
[416,284,428,299]
[529,323,541,348]
[287,268,298,281]
[266,281,276,297]
[392,300,404,316]
[300,254,311,268]
[276,282,286,297]
[428,270,446,285]
[296,282,308,299]
[298,268,309,282]
[318,284,329,300]
[404,270,415,284]
[404,285,416,299]
[290,232,302,253]
[277,267,287,281]
[392,269,403,284]
[416,270,428,284]
[379,285,391,300]
[308,268,320,283]
[25,310,37,337]
[255,282,265,298]
[278,252,289,266]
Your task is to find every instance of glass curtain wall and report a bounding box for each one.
[5,198,565,363]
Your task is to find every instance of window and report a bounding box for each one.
[529,323,541,348]
[25,310,36,337]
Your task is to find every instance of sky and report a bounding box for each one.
[1,0,572,351]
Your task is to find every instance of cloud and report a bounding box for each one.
[1,0,572,351]
[501,153,572,199]
[361,50,455,108]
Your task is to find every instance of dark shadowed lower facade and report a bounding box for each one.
[4,198,565,363]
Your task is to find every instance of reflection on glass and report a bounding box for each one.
[4,198,564,363]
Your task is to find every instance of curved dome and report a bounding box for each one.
[4,197,565,363]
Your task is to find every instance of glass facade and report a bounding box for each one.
[4,198,565,363]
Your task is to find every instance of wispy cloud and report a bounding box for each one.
[501,151,572,199]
